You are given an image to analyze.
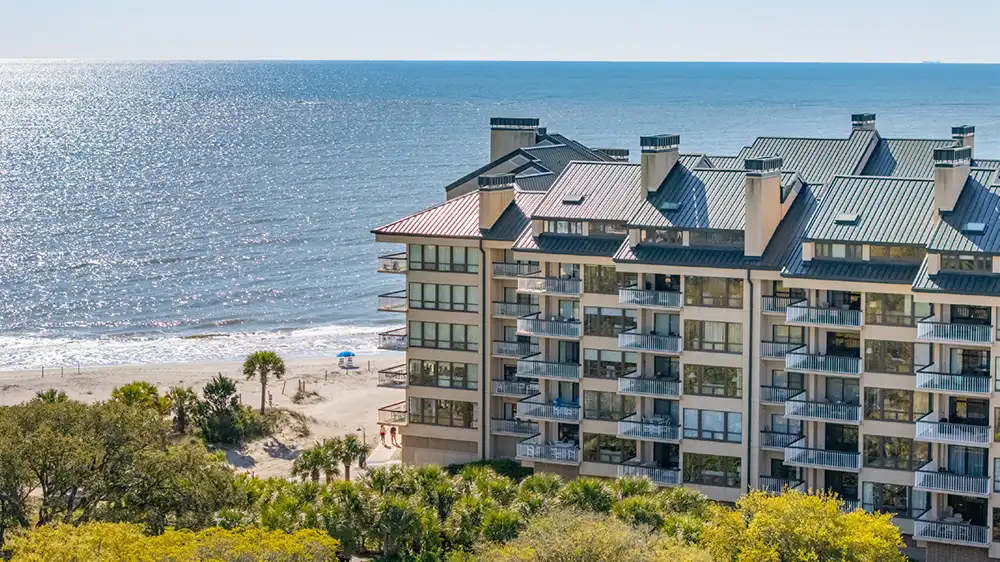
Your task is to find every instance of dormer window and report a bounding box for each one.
[590,222,628,236]
[940,253,991,274]
[639,228,683,245]
[869,245,926,263]
[690,230,744,249]
[815,242,862,260]
[545,220,583,235]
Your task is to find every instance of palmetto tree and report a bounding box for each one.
[558,477,614,513]
[166,386,198,434]
[33,389,68,404]
[242,350,286,415]
[111,381,171,415]
[292,443,338,483]
[336,433,373,481]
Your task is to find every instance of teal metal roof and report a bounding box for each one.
[912,257,1000,295]
[805,176,936,245]
[860,138,955,178]
[704,155,742,169]
[628,168,748,230]
[513,229,624,257]
[531,162,641,222]
[737,129,875,185]
[926,169,1000,253]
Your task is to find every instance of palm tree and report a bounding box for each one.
[558,477,613,513]
[242,350,286,414]
[612,475,655,499]
[321,438,346,483]
[33,389,68,403]
[111,381,171,415]
[336,433,373,481]
[167,386,198,433]
[373,495,425,558]
[292,444,337,483]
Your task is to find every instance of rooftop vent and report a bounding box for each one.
[962,222,986,234]
[744,156,783,175]
[597,148,630,162]
[834,212,860,225]
[659,202,682,212]
[562,194,585,205]
[933,146,972,166]
[536,126,547,136]
[952,125,976,137]
[851,113,877,130]
[640,134,681,153]
[478,173,516,189]
[490,117,540,130]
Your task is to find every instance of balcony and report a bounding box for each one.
[915,367,990,397]
[761,296,795,315]
[517,275,582,296]
[785,351,861,376]
[783,438,860,472]
[916,318,992,346]
[491,341,538,359]
[914,413,990,447]
[618,329,682,355]
[617,462,680,486]
[760,341,802,360]
[377,290,407,313]
[618,373,680,398]
[516,435,580,465]
[516,356,581,381]
[492,301,539,318]
[377,401,408,426]
[759,476,804,493]
[491,379,539,397]
[760,386,801,405]
[516,314,582,339]
[914,470,990,498]
[914,519,989,549]
[516,394,581,423]
[493,262,537,279]
[786,301,862,329]
[759,431,802,451]
[490,418,539,437]
[784,392,861,424]
[617,414,680,443]
[377,328,407,351]
[377,252,407,274]
[618,287,682,310]
[377,364,408,389]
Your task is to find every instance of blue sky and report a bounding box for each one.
[4,0,1000,62]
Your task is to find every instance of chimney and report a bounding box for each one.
[952,125,975,158]
[596,148,630,162]
[640,134,680,195]
[851,113,876,131]
[743,156,783,257]
[933,146,972,214]
[490,117,540,161]
[478,173,516,230]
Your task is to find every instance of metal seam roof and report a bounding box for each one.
[737,129,875,185]
[927,169,1000,253]
[628,168,749,230]
[805,176,936,244]
[531,162,642,222]
[860,138,955,178]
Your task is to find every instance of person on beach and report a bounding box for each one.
[389,426,398,447]
[379,424,386,446]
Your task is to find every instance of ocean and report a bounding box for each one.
[3,61,1000,369]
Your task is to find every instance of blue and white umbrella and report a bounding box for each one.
[337,351,356,358]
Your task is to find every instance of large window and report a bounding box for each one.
[862,483,929,519]
[684,276,743,308]
[865,340,915,374]
[407,397,477,428]
[689,230,744,248]
[815,242,862,260]
[639,228,683,245]
[684,320,743,353]
[544,220,583,235]
[408,283,479,312]
[772,325,805,344]
[683,365,742,398]
[582,434,636,464]
[583,265,636,295]
[584,307,637,337]
[407,359,478,390]
[870,245,926,263]
[863,388,930,422]
[407,244,479,273]
[866,293,931,326]
[408,322,479,351]
[683,409,742,442]
[590,222,628,236]
[683,453,741,488]
[583,391,636,421]
[583,349,637,379]
[941,253,992,273]
[863,436,931,471]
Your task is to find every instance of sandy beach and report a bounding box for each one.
[0,353,407,479]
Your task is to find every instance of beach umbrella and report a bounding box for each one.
[337,351,356,358]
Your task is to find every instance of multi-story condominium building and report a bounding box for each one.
[373,114,1000,560]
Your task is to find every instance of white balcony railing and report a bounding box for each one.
[914,519,989,548]
[783,438,860,471]
[914,415,991,446]
[784,392,861,424]
[617,414,680,443]
[517,394,581,422]
[491,341,538,358]
[915,369,991,396]
[490,418,539,436]
[617,463,680,486]
[759,386,801,404]
[377,290,408,313]
[492,301,539,318]
[516,357,582,381]
[491,379,539,397]
[759,431,802,450]
[516,315,582,339]
[618,288,683,310]
[617,373,680,398]
[761,296,795,314]
[786,302,862,328]
[914,470,991,498]
[377,401,408,426]
[618,330,682,354]
[916,319,992,345]
[377,327,408,351]
[517,276,582,296]
[759,476,805,493]
[516,435,581,465]
[493,262,538,278]
[377,252,407,274]
[760,341,802,359]
[785,351,862,376]
[376,364,408,388]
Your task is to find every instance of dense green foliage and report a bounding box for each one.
[194,374,273,444]
[445,459,532,481]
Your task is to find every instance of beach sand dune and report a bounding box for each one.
[0,353,407,479]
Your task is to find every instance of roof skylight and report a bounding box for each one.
[834,212,860,225]
[659,202,682,212]
[562,194,585,205]
[963,222,986,234]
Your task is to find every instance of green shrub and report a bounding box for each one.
[446,459,532,481]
